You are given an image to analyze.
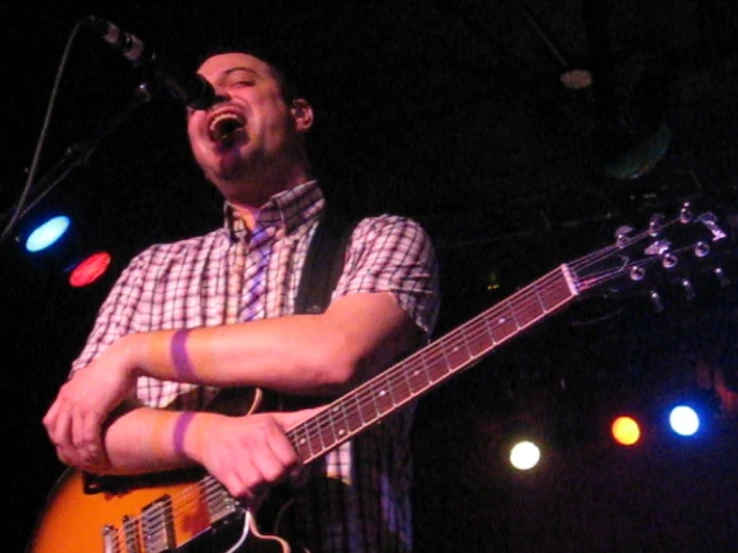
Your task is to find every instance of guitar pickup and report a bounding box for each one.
[141,495,175,553]
[204,480,240,525]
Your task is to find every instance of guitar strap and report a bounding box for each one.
[277,209,357,413]
[294,208,356,316]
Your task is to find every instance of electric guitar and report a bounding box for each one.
[25,205,730,553]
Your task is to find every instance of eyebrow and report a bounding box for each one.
[223,67,260,78]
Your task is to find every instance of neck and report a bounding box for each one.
[224,164,313,232]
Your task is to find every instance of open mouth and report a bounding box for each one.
[207,111,246,146]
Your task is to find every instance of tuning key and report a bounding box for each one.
[694,241,710,258]
[649,214,666,237]
[698,212,727,241]
[661,252,678,269]
[615,225,634,247]
[680,203,694,224]
[630,266,646,281]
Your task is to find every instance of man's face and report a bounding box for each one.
[186,53,304,195]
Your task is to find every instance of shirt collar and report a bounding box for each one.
[223,180,325,242]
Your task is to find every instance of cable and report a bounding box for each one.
[0,18,86,246]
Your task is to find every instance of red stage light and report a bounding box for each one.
[69,251,112,287]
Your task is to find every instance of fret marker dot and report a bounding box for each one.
[299,438,306,445]
[338,429,346,435]
[378,390,387,397]
[498,317,506,324]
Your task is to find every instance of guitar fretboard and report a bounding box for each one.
[288,263,579,463]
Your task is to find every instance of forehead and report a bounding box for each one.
[197,52,275,81]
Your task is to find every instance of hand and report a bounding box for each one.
[188,408,321,503]
[43,335,140,472]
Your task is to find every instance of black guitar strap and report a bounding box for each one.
[275,209,357,414]
[294,209,357,316]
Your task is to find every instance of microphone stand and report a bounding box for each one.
[0,82,154,246]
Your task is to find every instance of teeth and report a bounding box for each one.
[208,111,246,141]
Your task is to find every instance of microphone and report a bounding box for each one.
[84,15,216,110]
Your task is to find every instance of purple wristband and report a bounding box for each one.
[173,412,197,459]
[170,329,196,380]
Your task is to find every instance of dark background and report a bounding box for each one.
[3,1,738,551]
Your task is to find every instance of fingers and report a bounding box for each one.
[205,413,303,502]
[42,381,108,471]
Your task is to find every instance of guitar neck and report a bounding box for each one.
[288,263,580,463]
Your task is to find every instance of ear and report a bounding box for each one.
[291,98,314,132]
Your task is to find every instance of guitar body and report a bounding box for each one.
[26,468,297,553]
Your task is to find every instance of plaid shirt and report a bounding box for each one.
[71,180,440,553]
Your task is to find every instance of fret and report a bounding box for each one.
[385,372,400,407]
[407,363,431,393]
[441,335,473,371]
[393,364,414,402]
[359,392,382,424]
[321,408,339,447]
[539,269,574,309]
[290,424,315,460]
[311,414,328,452]
[346,392,365,431]
[334,401,351,442]
[373,375,395,415]
[510,288,545,328]
[467,318,493,357]
[489,303,518,343]
[421,344,451,382]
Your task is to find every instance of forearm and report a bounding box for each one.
[137,316,347,393]
[100,407,212,475]
[129,293,414,395]
[100,405,314,501]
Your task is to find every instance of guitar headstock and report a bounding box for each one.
[571,203,733,306]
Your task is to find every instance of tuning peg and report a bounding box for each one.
[649,214,666,237]
[694,241,710,258]
[680,203,695,224]
[615,225,634,247]
[715,266,731,287]
[697,212,728,241]
[650,290,665,312]
[630,266,646,281]
[661,252,678,269]
[681,278,696,301]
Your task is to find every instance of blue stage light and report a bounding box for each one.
[25,215,70,253]
[668,405,700,437]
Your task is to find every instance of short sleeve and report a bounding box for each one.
[333,215,440,337]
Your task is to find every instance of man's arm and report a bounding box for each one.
[43,291,418,477]
[97,406,318,500]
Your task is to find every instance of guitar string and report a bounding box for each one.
[108,475,235,547]
[110,216,695,543]
[289,267,579,460]
[106,268,577,545]
[289,219,696,459]
[103,254,638,545]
